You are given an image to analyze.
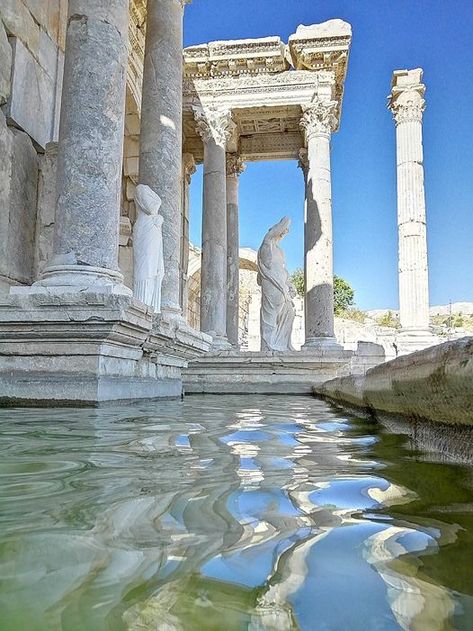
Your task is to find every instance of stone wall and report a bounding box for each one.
[0,1,147,293]
[0,0,66,289]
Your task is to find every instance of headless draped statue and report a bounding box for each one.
[257,216,296,351]
[133,184,164,312]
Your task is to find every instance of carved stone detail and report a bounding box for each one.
[389,88,425,125]
[300,98,338,140]
[193,106,234,148]
[298,147,309,174]
[183,152,196,184]
[226,154,246,177]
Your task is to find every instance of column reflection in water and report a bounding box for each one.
[0,397,472,631]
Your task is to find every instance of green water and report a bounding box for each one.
[0,395,473,631]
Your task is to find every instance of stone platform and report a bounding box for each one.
[183,345,383,395]
[0,292,211,406]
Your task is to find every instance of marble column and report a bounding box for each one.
[36,0,130,292]
[194,106,233,348]
[389,69,435,348]
[139,0,190,317]
[181,153,196,317]
[300,98,341,350]
[226,154,245,348]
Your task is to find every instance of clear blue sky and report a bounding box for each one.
[185,0,473,310]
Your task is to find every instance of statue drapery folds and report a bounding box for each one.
[257,217,296,352]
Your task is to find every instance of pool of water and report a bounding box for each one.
[1,395,473,631]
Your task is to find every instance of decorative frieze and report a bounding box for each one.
[184,37,288,80]
[300,98,338,140]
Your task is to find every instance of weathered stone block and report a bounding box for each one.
[0,20,12,104]
[0,0,40,56]
[7,36,56,148]
[0,111,38,287]
[314,337,473,426]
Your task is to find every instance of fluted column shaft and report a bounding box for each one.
[226,155,245,347]
[194,107,233,348]
[139,0,189,317]
[300,99,341,349]
[389,70,430,332]
[40,0,129,291]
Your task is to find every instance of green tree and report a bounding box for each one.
[290,268,305,297]
[333,274,355,315]
[289,270,355,315]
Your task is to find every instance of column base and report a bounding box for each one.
[160,300,184,321]
[12,264,132,297]
[207,332,233,351]
[395,328,440,356]
[302,336,344,353]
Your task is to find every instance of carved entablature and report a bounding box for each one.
[388,68,426,126]
[182,20,352,162]
[288,20,352,113]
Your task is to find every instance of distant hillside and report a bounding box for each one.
[366,303,473,318]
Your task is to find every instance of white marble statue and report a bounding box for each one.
[133,184,164,312]
[257,216,296,351]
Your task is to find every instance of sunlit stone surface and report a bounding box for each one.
[1,396,472,630]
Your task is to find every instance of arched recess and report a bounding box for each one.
[187,247,259,338]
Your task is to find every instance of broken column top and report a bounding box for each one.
[391,68,424,90]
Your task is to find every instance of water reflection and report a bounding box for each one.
[0,396,473,630]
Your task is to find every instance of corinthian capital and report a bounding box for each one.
[300,98,338,141]
[388,68,426,126]
[193,106,234,148]
[226,154,245,177]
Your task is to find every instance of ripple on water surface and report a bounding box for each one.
[0,395,473,631]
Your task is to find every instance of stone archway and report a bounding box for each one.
[187,246,259,344]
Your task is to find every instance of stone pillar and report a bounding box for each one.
[226,154,245,347]
[389,69,436,350]
[35,0,130,293]
[300,98,341,350]
[138,0,190,317]
[181,153,196,317]
[194,106,233,348]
